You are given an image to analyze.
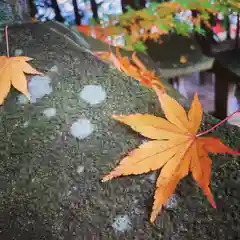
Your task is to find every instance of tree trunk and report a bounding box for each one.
[90,0,100,23]
[72,0,82,25]
[121,0,146,13]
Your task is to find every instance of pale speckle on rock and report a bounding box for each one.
[164,194,178,209]
[146,172,157,183]
[77,165,84,174]
[23,121,30,128]
[70,118,94,139]
[171,234,182,240]
[134,208,143,215]
[112,215,132,233]
[14,49,23,56]
[28,76,52,103]
[43,108,56,118]
[17,94,28,104]
[79,85,106,105]
[50,65,59,73]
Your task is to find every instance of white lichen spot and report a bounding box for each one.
[79,85,106,105]
[112,215,132,233]
[70,118,94,139]
[77,165,84,174]
[28,76,52,103]
[17,94,28,104]
[43,108,56,118]
[164,194,178,209]
[14,49,23,56]
[50,65,59,73]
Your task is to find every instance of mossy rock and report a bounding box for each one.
[0,22,239,240]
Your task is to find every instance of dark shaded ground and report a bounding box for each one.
[0,22,240,240]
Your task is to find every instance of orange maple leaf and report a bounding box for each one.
[94,48,165,91]
[94,51,124,72]
[102,92,239,223]
[0,56,43,104]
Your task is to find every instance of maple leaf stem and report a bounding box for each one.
[197,108,240,137]
[5,25,9,57]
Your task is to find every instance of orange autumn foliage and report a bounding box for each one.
[77,25,111,44]
[0,56,43,104]
[102,92,239,223]
[94,48,165,91]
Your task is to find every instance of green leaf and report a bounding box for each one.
[147,2,159,15]
[156,22,171,32]
[133,41,147,53]
[173,20,193,36]
[137,9,155,20]
[194,25,205,35]
[89,17,97,26]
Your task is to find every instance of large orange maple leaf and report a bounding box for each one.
[0,56,43,104]
[102,92,239,223]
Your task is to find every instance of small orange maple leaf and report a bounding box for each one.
[0,56,43,104]
[102,92,239,223]
[94,50,124,72]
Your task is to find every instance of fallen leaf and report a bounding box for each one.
[94,51,123,71]
[0,56,43,104]
[102,92,239,223]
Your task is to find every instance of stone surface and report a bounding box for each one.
[0,22,239,240]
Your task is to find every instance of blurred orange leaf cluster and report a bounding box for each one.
[94,48,165,91]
